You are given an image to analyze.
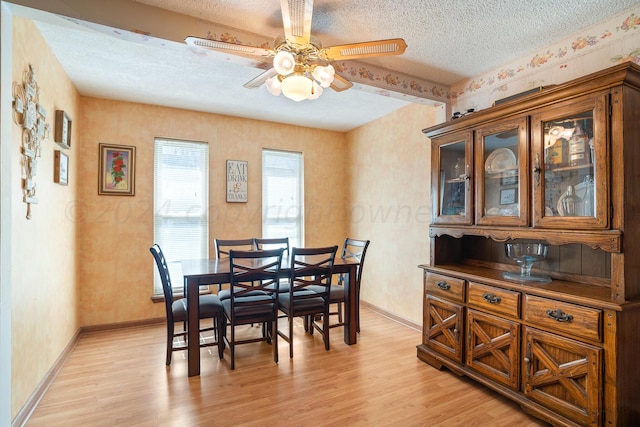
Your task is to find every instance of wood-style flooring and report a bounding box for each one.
[26,307,548,426]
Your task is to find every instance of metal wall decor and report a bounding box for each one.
[12,65,50,219]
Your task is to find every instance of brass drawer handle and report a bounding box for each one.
[482,292,502,304]
[436,281,451,291]
[546,309,574,322]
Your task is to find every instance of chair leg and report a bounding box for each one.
[217,315,225,359]
[288,316,294,359]
[271,320,278,364]
[230,323,235,370]
[166,321,174,365]
[356,286,361,333]
[323,309,330,351]
[337,302,343,324]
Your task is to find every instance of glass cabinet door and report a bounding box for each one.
[531,93,609,229]
[475,117,529,226]
[432,131,473,225]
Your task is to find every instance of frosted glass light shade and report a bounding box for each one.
[273,51,295,75]
[265,75,282,96]
[312,64,335,88]
[281,74,313,101]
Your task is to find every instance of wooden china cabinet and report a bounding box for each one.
[417,63,640,426]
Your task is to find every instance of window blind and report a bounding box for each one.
[262,149,304,248]
[153,138,209,294]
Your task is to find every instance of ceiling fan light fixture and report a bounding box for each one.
[273,51,296,75]
[281,74,313,102]
[307,81,323,100]
[312,64,335,88]
[265,75,282,96]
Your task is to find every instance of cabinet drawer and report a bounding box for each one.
[524,295,602,342]
[468,282,520,319]
[425,272,465,302]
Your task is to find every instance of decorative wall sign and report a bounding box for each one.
[54,150,69,185]
[54,110,71,149]
[226,160,248,202]
[12,64,50,219]
[98,143,136,195]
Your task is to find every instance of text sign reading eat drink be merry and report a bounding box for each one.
[226,160,248,202]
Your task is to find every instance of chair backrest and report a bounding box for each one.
[228,248,284,317]
[215,238,257,258]
[255,237,290,255]
[338,238,371,286]
[150,244,174,321]
[288,246,338,299]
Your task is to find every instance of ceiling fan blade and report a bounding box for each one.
[243,68,279,89]
[185,36,274,58]
[322,38,408,61]
[330,73,353,92]
[280,0,313,45]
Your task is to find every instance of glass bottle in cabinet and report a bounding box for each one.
[475,116,529,226]
[532,93,608,229]
[431,131,472,224]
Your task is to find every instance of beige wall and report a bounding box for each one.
[11,17,80,416]
[76,99,349,326]
[9,15,436,422]
[346,104,434,324]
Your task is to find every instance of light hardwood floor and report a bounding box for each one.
[26,307,547,426]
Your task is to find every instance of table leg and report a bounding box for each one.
[185,277,200,376]
[343,264,358,345]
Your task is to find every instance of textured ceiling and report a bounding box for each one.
[12,0,640,131]
[131,0,640,85]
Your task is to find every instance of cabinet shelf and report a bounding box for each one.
[546,162,594,173]
[429,225,621,252]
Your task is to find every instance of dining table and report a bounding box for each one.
[181,255,360,376]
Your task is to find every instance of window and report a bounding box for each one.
[262,150,304,248]
[153,139,208,294]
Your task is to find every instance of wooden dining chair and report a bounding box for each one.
[215,238,257,258]
[255,237,290,294]
[278,245,337,358]
[149,244,225,365]
[222,248,284,369]
[326,238,370,332]
[215,238,258,299]
[254,237,290,254]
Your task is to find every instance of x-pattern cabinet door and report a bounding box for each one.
[424,296,463,363]
[523,327,601,426]
[466,309,520,390]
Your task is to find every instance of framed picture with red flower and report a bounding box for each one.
[98,143,136,195]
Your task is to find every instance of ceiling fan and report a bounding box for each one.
[185,0,407,102]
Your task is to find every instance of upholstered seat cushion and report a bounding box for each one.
[279,291,325,311]
[222,294,276,317]
[218,288,269,300]
[264,281,290,294]
[308,285,344,302]
[172,294,223,322]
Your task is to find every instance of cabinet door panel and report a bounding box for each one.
[523,327,602,426]
[424,296,463,363]
[531,92,609,229]
[466,309,520,390]
[431,131,473,225]
[475,116,529,226]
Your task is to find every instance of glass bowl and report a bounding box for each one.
[502,243,551,283]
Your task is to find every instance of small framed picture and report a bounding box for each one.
[501,171,518,186]
[54,150,69,185]
[98,143,136,196]
[500,188,517,205]
[54,110,72,149]
[226,160,248,202]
